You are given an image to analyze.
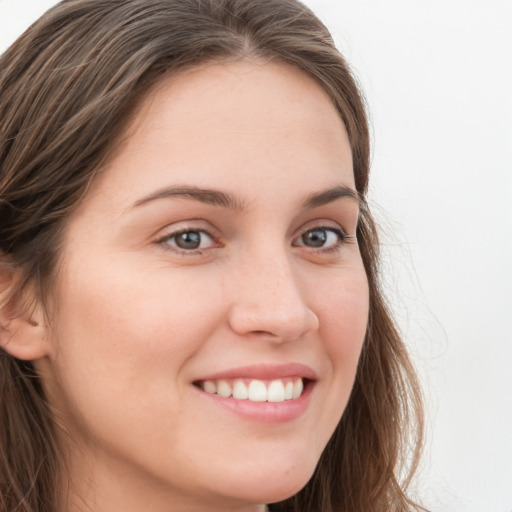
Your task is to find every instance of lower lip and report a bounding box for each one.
[195,381,314,423]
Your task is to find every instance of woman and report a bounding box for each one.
[0,1,424,511]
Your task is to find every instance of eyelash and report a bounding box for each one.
[156,228,218,255]
[155,225,354,255]
[293,226,353,253]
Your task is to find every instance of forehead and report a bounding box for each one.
[81,60,354,215]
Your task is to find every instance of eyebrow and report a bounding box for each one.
[131,184,360,211]
[301,185,361,209]
[132,186,244,211]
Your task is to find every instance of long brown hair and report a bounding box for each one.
[0,1,424,511]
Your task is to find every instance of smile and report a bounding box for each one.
[196,377,304,402]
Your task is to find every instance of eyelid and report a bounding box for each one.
[291,221,357,255]
[151,219,355,257]
[153,222,221,254]
[293,226,344,244]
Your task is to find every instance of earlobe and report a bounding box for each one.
[0,265,50,361]
[0,316,50,361]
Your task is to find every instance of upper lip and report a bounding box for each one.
[194,363,317,382]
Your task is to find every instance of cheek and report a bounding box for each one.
[321,266,369,357]
[316,266,369,409]
[54,256,220,358]
[43,258,235,490]
[47,257,225,429]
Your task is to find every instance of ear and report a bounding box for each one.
[0,264,51,361]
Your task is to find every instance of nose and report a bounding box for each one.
[227,251,319,342]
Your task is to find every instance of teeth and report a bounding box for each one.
[284,381,293,400]
[292,378,303,399]
[267,380,285,402]
[232,380,248,399]
[199,378,304,402]
[217,380,232,398]
[248,380,267,401]
[203,380,217,394]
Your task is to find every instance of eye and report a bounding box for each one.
[294,227,346,249]
[161,229,215,251]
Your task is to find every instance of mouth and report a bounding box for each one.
[193,375,314,423]
[191,363,317,423]
[193,377,308,402]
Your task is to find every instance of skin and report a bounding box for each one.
[33,60,369,512]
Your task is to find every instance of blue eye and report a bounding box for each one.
[296,227,345,249]
[165,230,214,251]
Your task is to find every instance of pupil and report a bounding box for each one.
[303,229,326,247]
[176,231,201,249]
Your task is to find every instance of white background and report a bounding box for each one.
[1,1,511,511]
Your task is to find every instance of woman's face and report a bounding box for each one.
[40,61,369,511]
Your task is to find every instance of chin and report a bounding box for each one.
[214,456,317,505]
[256,475,312,505]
